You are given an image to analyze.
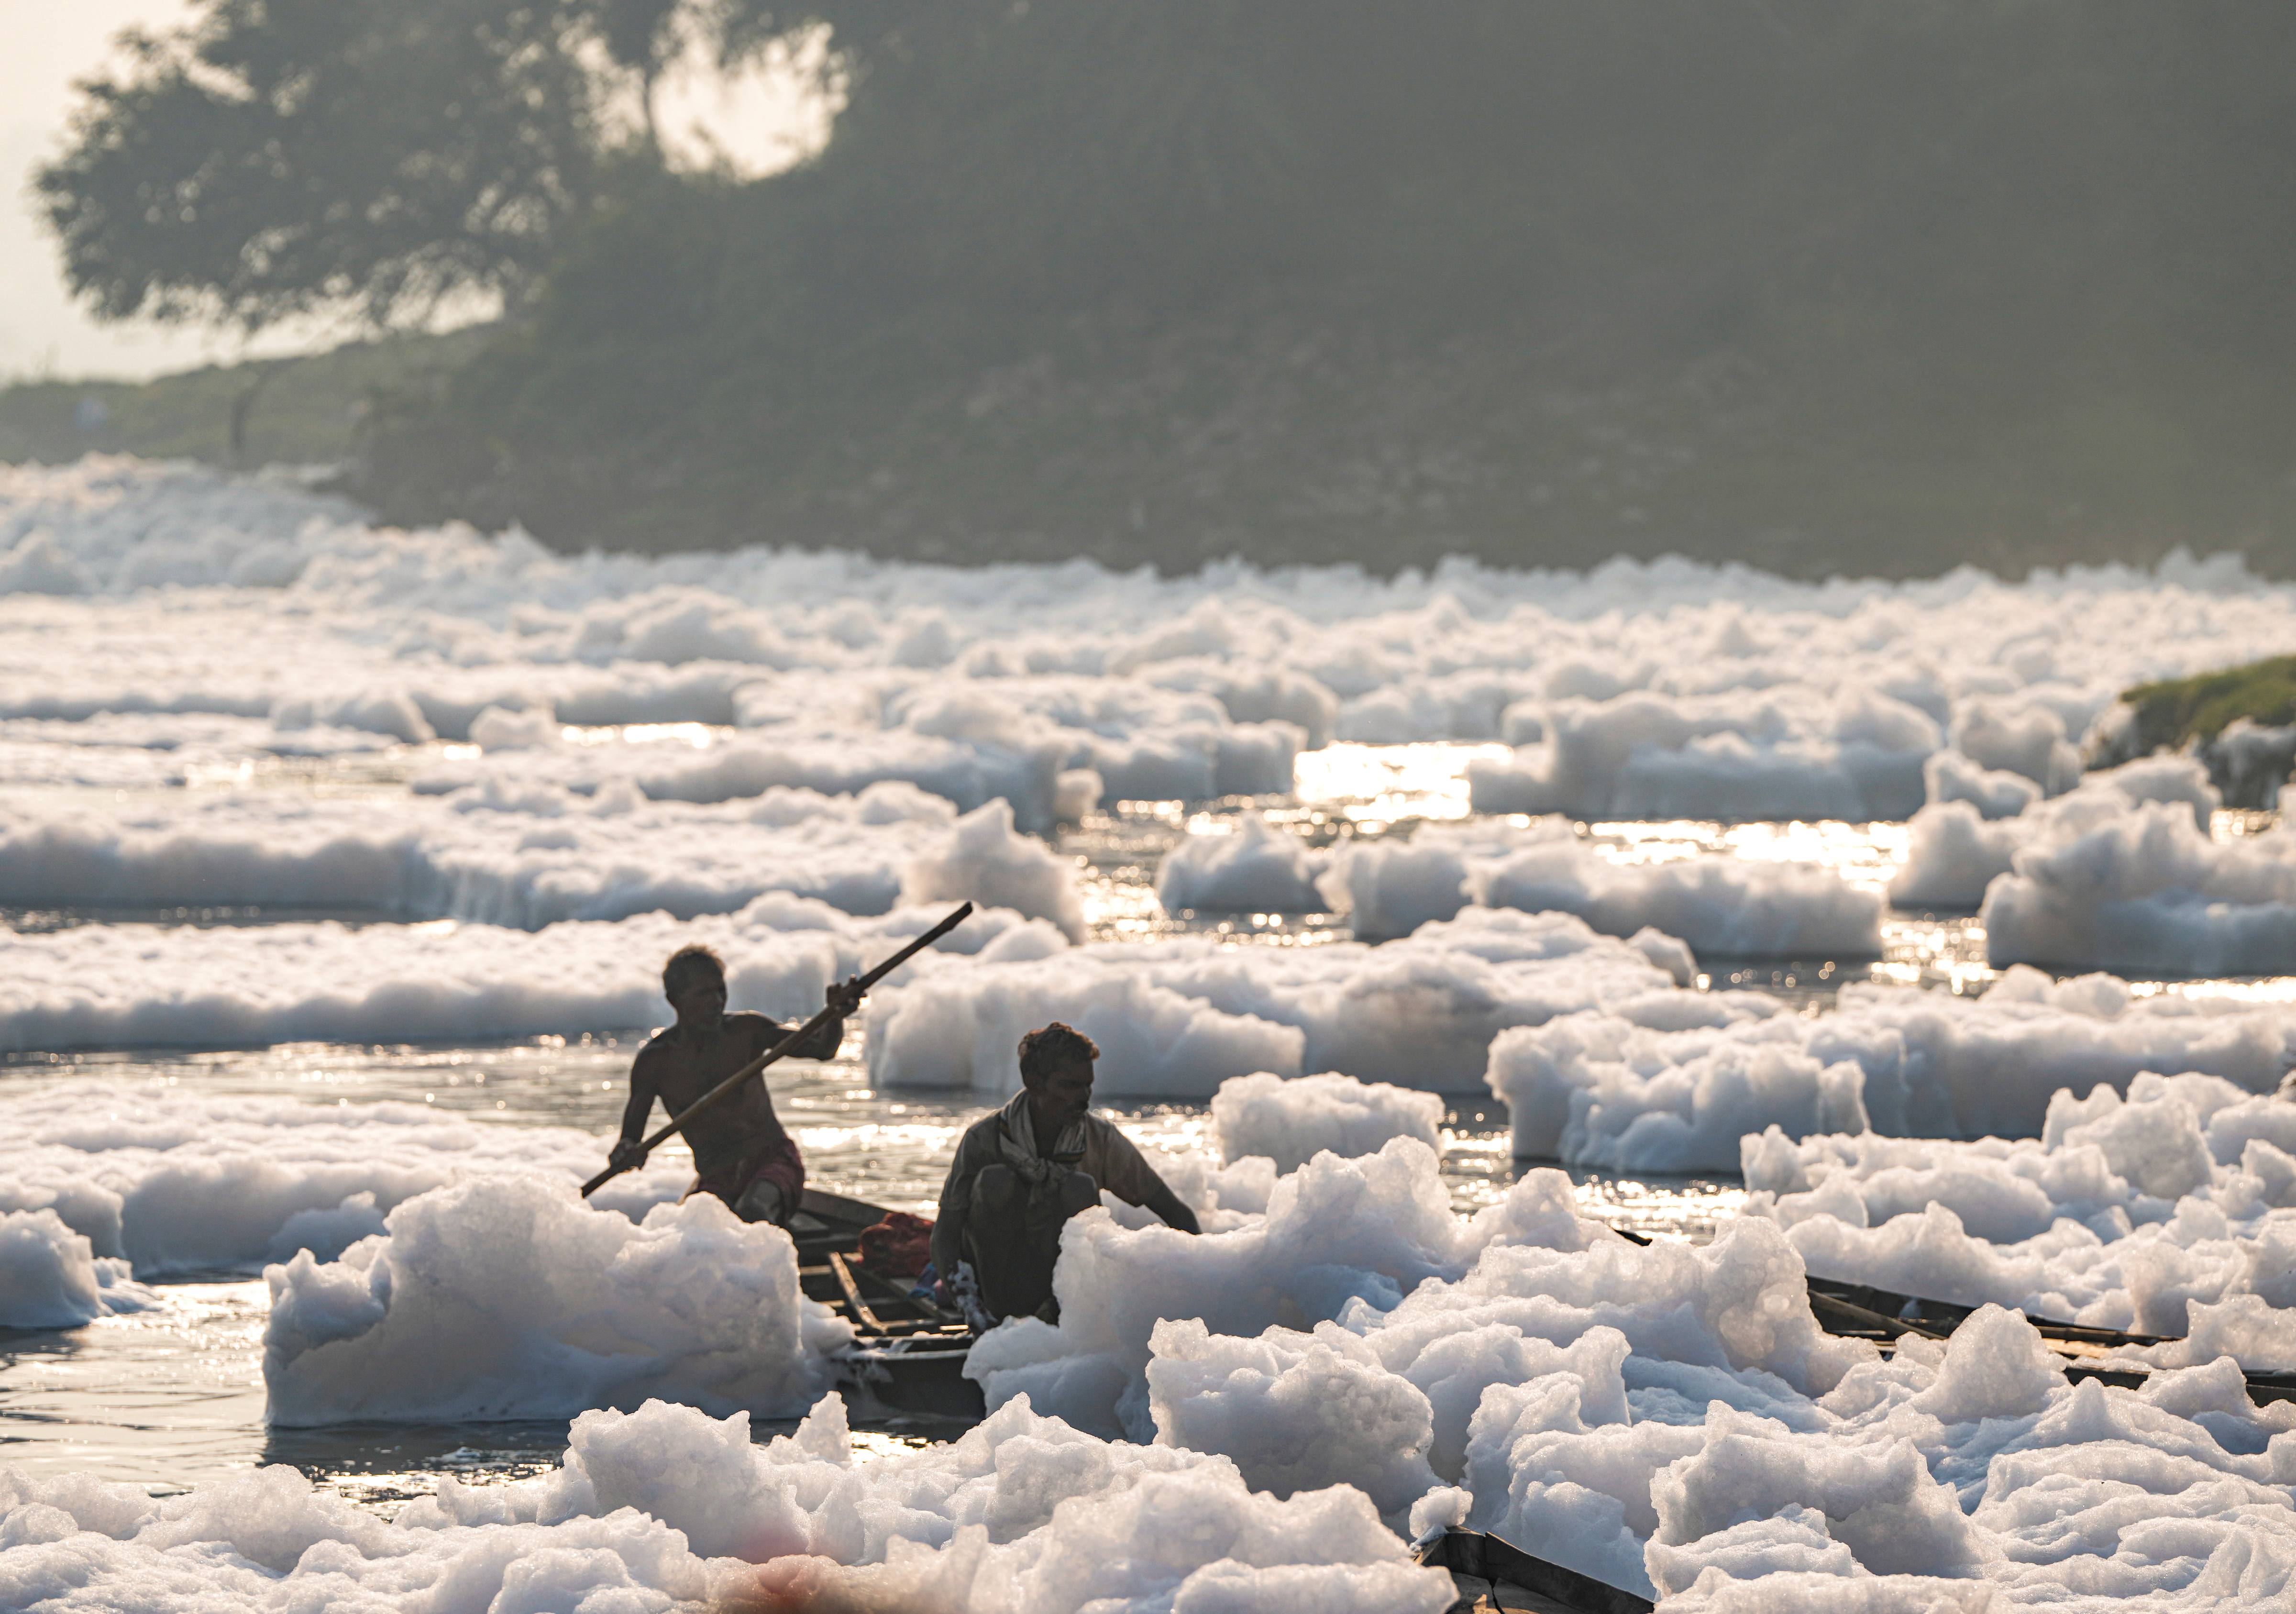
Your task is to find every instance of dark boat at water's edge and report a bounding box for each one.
[787,1189,986,1422]
[1601,1221,2296,1403]
[1804,1273,2296,1404]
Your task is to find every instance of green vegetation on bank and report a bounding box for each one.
[31,2,2296,575]
[0,330,490,471]
[2122,659,2296,756]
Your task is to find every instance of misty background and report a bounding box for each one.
[8,0,2296,578]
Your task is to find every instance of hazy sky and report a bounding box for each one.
[0,0,828,382]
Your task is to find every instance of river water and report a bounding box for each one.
[0,741,2278,1511]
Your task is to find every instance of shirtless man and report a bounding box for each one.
[930,1022,1198,1324]
[609,945,862,1225]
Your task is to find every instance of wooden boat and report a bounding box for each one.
[1414,1527,1655,1614]
[788,1189,986,1422]
[1804,1272,2296,1404]
[1602,1224,2296,1403]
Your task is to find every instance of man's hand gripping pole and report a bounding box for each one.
[581,901,975,1198]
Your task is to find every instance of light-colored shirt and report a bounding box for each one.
[929,1096,1170,1279]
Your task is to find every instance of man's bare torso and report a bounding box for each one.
[631,1012,790,1179]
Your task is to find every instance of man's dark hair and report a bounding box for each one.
[662,944,726,997]
[1018,1022,1100,1084]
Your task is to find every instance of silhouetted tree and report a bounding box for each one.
[36,0,710,331]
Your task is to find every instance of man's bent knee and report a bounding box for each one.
[733,1179,787,1225]
[1059,1171,1098,1216]
[975,1164,1021,1214]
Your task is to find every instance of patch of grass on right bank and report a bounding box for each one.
[2122,657,2296,752]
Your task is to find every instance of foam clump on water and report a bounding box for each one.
[1147,1316,1444,1515]
[1893,750,2219,909]
[0,1393,1454,1614]
[1155,810,1328,913]
[0,777,1084,934]
[0,1080,705,1282]
[1462,687,1940,823]
[1489,963,2289,1170]
[264,1174,851,1424]
[1745,1070,2296,1356]
[1317,816,1884,957]
[0,892,1050,1052]
[1210,1070,1445,1173]
[0,1207,159,1329]
[866,905,1681,1097]
[902,796,1087,940]
[1889,754,2296,975]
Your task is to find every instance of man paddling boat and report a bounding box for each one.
[609,945,861,1226]
[931,1022,1199,1325]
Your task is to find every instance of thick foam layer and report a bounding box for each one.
[9,459,2294,833]
[1210,1071,1445,1173]
[0,1208,159,1329]
[0,895,1052,1052]
[1890,755,2244,959]
[1465,688,1937,823]
[864,905,1683,1096]
[1745,1069,2296,1352]
[263,1177,850,1425]
[1155,811,1327,913]
[953,1141,2296,1605]
[0,782,1080,933]
[1318,818,1884,956]
[1489,965,2291,1169]
[0,1081,700,1277]
[0,1393,1455,1614]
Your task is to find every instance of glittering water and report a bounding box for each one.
[3,741,2275,1508]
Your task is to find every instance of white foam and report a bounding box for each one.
[1921,747,2041,818]
[1890,752,2225,913]
[1155,811,1327,913]
[0,779,1083,935]
[1983,804,2296,976]
[902,798,1087,940]
[264,1176,850,1424]
[10,459,2296,839]
[1319,819,1882,957]
[1490,966,2291,1168]
[1465,688,1938,823]
[1210,1071,1446,1173]
[1746,1070,2296,1355]
[0,1392,1455,1613]
[864,906,1678,1097]
[0,893,1042,1052]
[0,1080,699,1278]
[0,1207,158,1329]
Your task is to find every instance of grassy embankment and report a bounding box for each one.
[2121,659,2296,753]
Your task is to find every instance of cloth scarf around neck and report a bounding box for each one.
[997,1089,1087,1185]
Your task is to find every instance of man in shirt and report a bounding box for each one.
[930,1021,1200,1325]
[609,944,861,1225]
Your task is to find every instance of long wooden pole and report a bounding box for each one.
[582,902,975,1197]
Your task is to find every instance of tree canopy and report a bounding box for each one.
[37,0,682,330]
[39,1,2296,573]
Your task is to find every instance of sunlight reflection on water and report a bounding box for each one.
[6,739,2287,1507]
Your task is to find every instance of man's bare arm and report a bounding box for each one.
[1143,1183,1201,1236]
[756,978,861,1062]
[609,1055,659,1170]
